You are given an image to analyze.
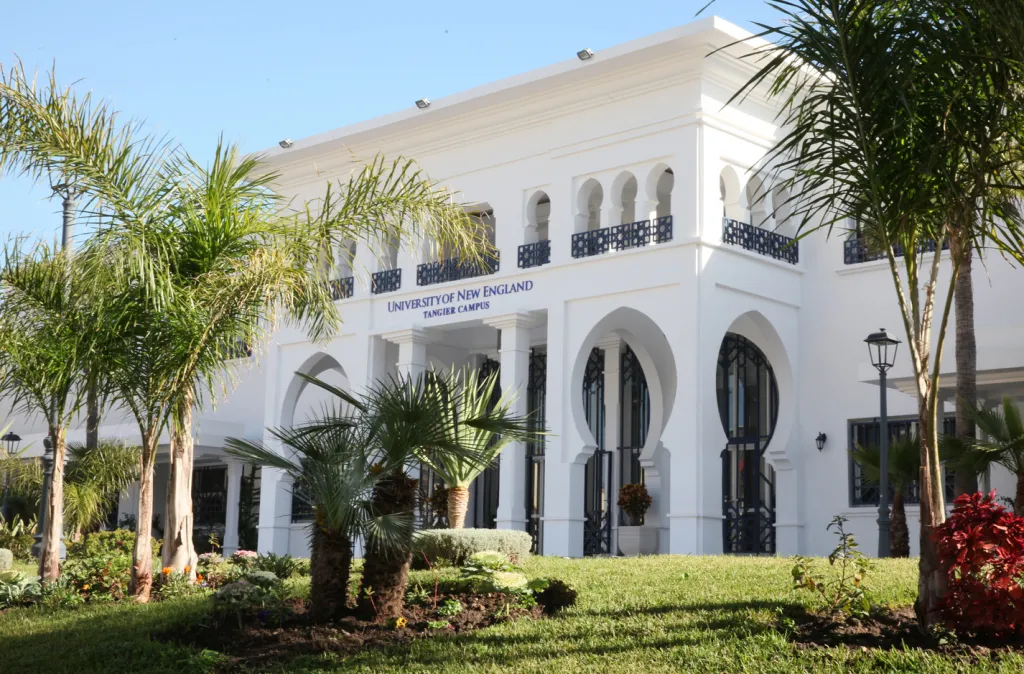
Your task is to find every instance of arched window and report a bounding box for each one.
[655,168,674,219]
[720,166,743,221]
[527,191,550,243]
[576,178,604,232]
[745,176,769,228]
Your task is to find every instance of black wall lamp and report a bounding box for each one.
[815,432,827,451]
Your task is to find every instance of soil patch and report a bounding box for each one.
[785,605,1024,658]
[160,591,543,670]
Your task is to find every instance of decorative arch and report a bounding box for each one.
[719,165,744,221]
[280,352,349,429]
[526,190,550,243]
[744,175,770,228]
[575,178,604,232]
[610,171,637,225]
[771,185,795,237]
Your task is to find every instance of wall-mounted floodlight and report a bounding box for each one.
[278,138,294,149]
[415,99,431,109]
[577,48,594,61]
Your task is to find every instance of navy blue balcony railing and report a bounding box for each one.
[371,268,401,295]
[843,236,949,265]
[518,239,551,269]
[325,276,354,300]
[571,216,673,259]
[416,253,499,286]
[722,218,799,265]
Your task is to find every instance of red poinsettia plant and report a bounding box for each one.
[617,483,652,525]
[934,491,1024,637]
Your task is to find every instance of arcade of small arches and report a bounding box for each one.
[269,307,788,559]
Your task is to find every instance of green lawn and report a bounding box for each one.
[1,556,1021,673]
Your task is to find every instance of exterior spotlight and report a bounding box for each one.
[577,48,594,61]
[815,432,827,451]
[278,138,294,149]
[415,98,431,109]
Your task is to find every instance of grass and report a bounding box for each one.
[1,556,1021,673]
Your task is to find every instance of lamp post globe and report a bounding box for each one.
[865,328,901,558]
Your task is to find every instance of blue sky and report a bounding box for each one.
[0,0,779,240]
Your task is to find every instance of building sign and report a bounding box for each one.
[387,280,535,319]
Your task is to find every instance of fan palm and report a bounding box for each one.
[723,0,1024,626]
[852,435,922,557]
[421,367,540,529]
[941,397,1024,516]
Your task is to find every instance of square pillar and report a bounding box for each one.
[223,460,244,555]
[256,464,292,555]
[383,328,431,379]
[485,313,536,531]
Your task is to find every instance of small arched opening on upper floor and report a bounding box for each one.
[651,166,674,220]
[745,175,770,228]
[335,239,357,279]
[526,190,550,243]
[611,171,637,226]
[720,165,744,222]
[771,185,795,238]
[576,178,604,232]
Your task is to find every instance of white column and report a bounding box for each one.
[223,460,244,555]
[256,464,292,555]
[599,336,623,551]
[486,313,536,531]
[384,328,430,378]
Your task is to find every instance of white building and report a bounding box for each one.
[5,16,1022,558]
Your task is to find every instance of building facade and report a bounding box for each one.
[6,17,1024,558]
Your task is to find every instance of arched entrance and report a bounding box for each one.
[582,347,608,555]
[718,333,778,554]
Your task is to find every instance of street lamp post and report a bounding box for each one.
[865,328,901,558]
[1,432,21,521]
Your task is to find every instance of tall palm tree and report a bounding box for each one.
[1,64,489,598]
[421,367,539,529]
[942,397,1024,516]
[728,0,1024,627]
[64,440,140,538]
[853,435,921,558]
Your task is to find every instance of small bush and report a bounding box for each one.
[40,576,86,609]
[413,529,531,568]
[617,483,652,525]
[791,516,873,618]
[437,598,463,617]
[155,567,206,601]
[935,491,1024,637]
[230,549,259,570]
[66,529,160,560]
[293,557,311,577]
[254,552,298,579]
[62,552,132,602]
[0,516,35,561]
[536,579,578,614]
[0,570,41,609]
[0,548,12,570]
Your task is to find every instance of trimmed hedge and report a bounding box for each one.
[0,548,12,570]
[412,529,532,568]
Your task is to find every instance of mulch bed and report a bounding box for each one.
[785,606,1024,658]
[160,591,543,670]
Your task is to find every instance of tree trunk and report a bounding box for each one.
[163,396,197,578]
[890,491,909,558]
[131,429,159,601]
[39,425,66,582]
[86,379,99,453]
[357,470,417,621]
[447,485,469,529]
[953,246,978,496]
[310,521,353,622]
[915,411,948,629]
[1015,471,1024,517]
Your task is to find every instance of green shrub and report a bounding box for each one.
[0,570,41,609]
[0,548,12,570]
[254,552,298,579]
[293,557,311,577]
[412,529,532,567]
[66,529,161,560]
[0,516,36,561]
[40,576,86,609]
[155,568,206,601]
[62,552,132,601]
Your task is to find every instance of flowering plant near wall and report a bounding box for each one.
[617,483,652,525]
[934,491,1024,637]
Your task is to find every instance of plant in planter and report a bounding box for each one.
[617,483,657,555]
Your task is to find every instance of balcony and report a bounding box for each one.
[722,218,799,265]
[416,253,499,287]
[517,240,551,269]
[571,216,673,259]
[325,276,354,300]
[843,236,949,265]
[371,268,402,295]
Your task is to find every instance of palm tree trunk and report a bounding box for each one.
[357,470,417,621]
[310,521,353,622]
[890,491,909,558]
[86,379,99,454]
[915,412,948,629]
[131,427,160,601]
[954,246,978,496]
[447,485,469,529]
[163,396,197,578]
[1015,471,1024,517]
[39,425,66,582]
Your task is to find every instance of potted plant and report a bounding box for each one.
[617,483,657,555]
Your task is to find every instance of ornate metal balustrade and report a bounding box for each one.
[843,236,949,265]
[571,216,673,259]
[722,218,799,264]
[416,253,499,286]
[517,240,551,269]
[325,276,354,300]
[371,268,401,295]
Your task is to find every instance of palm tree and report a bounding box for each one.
[728,0,1024,626]
[0,242,106,581]
[1,64,489,598]
[853,435,921,557]
[421,367,539,529]
[942,397,1024,516]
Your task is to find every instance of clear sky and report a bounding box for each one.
[0,0,779,240]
